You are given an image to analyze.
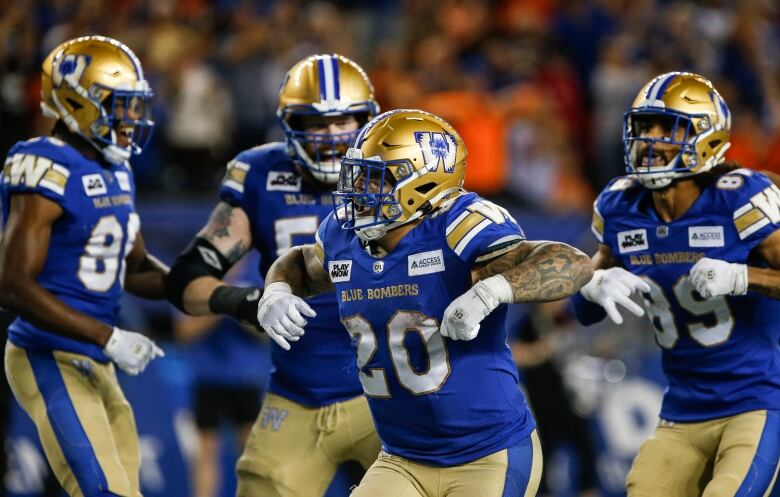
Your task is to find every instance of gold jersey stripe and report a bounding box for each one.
[592,211,604,238]
[446,211,485,250]
[42,168,67,188]
[227,167,247,184]
[734,207,766,234]
[313,241,325,264]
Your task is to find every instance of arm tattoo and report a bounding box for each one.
[224,239,247,264]
[197,202,252,264]
[203,203,233,240]
[475,241,594,303]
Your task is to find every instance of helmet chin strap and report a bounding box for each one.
[354,187,462,241]
[101,143,132,164]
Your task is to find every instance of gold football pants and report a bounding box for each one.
[236,392,381,497]
[5,342,141,497]
[627,410,780,497]
[350,430,542,497]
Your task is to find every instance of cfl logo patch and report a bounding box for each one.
[415,131,457,173]
[260,407,288,431]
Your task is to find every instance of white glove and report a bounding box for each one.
[256,282,316,350]
[580,267,651,325]
[104,327,165,376]
[689,257,747,299]
[440,275,513,341]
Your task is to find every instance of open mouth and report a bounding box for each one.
[640,156,668,167]
[116,126,134,147]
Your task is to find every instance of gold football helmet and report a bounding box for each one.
[41,35,154,164]
[334,109,467,241]
[624,72,731,189]
[277,54,379,183]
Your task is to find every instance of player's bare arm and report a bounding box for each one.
[0,193,113,346]
[591,243,621,270]
[690,228,780,301]
[472,240,594,303]
[167,201,254,316]
[743,229,780,299]
[250,243,325,350]
[124,233,169,299]
[264,243,334,298]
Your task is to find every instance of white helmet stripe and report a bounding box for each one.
[641,72,676,107]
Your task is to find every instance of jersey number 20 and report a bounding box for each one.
[342,311,450,397]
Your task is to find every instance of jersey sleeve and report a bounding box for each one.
[219,154,252,208]
[2,141,72,207]
[725,170,780,249]
[445,197,526,265]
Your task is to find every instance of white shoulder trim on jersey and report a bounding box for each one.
[223,160,250,193]
[474,235,524,263]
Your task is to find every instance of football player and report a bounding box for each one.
[0,36,167,497]
[164,54,383,497]
[572,72,780,496]
[253,109,594,497]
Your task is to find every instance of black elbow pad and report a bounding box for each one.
[165,237,232,311]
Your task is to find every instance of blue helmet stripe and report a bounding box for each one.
[317,56,328,101]
[653,73,677,102]
[332,55,340,100]
[644,72,676,104]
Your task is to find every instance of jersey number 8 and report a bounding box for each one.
[77,214,140,292]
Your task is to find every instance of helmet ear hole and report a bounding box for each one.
[415,182,436,195]
[66,97,83,110]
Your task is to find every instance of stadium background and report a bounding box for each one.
[1,0,778,496]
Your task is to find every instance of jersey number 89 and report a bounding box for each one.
[641,276,734,349]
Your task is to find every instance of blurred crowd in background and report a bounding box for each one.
[1,1,779,496]
[2,0,780,209]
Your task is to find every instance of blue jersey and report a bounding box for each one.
[316,192,535,466]
[593,170,780,421]
[219,142,362,406]
[1,137,140,362]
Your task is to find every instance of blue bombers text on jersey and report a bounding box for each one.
[1,137,140,362]
[592,169,780,421]
[316,192,535,466]
[218,142,363,407]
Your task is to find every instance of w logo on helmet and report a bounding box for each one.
[415,131,458,173]
[52,54,90,89]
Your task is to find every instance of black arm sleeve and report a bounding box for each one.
[165,237,232,312]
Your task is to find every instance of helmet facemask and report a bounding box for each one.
[624,110,703,189]
[280,106,372,184]
[623,72,732,189]
[91,85,155,164]
[333,150,414,241]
